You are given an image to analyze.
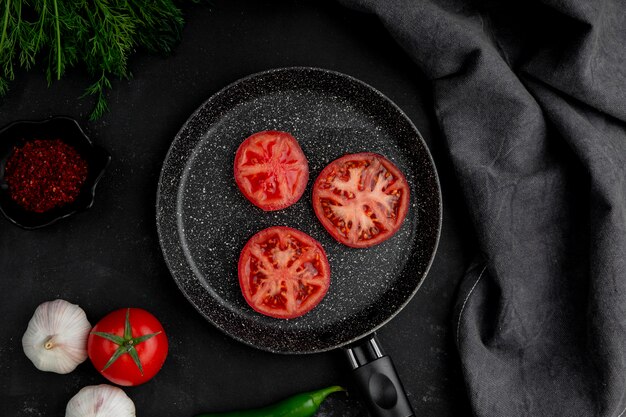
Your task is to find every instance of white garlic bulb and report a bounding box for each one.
[22,299,91,374]
[66,385,136,417]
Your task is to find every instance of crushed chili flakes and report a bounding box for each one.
[4,139,89,213]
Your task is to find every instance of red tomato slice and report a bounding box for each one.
[234,131,309,211]
[312,152,410,248]
[238,226,331,319]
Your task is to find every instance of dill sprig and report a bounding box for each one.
[0,0,188,120]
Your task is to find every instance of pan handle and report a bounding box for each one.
[343,334,415,417]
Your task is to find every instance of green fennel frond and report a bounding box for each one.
[0,0,189,119]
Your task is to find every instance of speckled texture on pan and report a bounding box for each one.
[156,67,442,354]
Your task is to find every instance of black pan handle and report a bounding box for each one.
[343,334,415,417]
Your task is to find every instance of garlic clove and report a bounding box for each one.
[66,384,136,417]
[22,299,92,374]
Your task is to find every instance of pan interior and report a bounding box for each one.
[157,68,441,353]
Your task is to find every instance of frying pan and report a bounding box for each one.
[156,67,441,417]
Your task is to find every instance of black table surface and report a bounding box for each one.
[0,1,476,416]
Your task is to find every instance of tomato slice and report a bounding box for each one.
[238,226,331,319]
[312,153,410,248]
[234,131,309,211]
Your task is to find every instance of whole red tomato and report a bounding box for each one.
[88,308,168,386]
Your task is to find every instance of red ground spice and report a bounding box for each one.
[4,139,89,213]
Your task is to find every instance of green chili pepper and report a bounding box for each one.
[195,385,346,417]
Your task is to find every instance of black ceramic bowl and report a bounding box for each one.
[0,117,110,229]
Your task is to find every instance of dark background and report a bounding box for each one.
[0,1,475,416]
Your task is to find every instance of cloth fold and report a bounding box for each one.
[337,0,626,415]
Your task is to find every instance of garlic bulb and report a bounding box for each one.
[66,385,136,417]
[22,299,91,374]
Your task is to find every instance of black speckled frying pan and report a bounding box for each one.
[157,67,441,417]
